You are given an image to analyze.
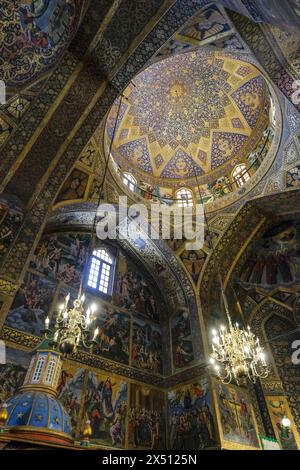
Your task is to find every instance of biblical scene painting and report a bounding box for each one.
[57,364,85,438]
[128,384,165,450]
[5,271,56,335]
[266,397,300,450]
[92,304,130,365]
[171,309,194,371]
[83,372,127,448]
[0,347,31,404]
[168,379,217,450]
[214,382,260,449]
[114,253,160,322]
[131,318,163,375]
[1,0,83,88]
[240,221,300,289]
[30,233,90,288]
[179,4,231,43]
[180,250,207,285]
[55,168,89,204]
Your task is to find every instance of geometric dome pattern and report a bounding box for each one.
[6,391,72,436]
[106,50,269,188]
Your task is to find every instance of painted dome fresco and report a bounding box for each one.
[0,0,84,89]
[106,50,270,189]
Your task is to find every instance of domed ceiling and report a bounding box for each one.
[106,50,270,189]
[0,0,84,89]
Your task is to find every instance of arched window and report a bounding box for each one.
[176,188,193,208]
[87,248,114,295]
[232,164,250,188]
[32,356,46,383]
[44,357,57,385]
[123,173,137,192]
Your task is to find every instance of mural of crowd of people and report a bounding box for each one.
[240,221,300,289]
[84,372,127,447]
[215,382,259,449]
[0,348,30,404]
[5,271,56,335]
[128,384,165,449]
[131,318,163,375]
[171,310,194,371]
[30,233,90,288]
[57,364,85,438]
[168,380,216,450]
[92,305,130,365]
[4,230,165,378]
[115,253,160,322]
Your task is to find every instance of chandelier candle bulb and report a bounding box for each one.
[93,327,99,341]
[90,304,97,314]
[281,416,291,428]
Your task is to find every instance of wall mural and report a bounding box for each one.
[30,233,90,288]
[128,384,165,450]
[265,315,300,431]
[171,309,194,371]
[92,305,130,365]
[4,230,166,380]
[240,221,300,289]
[180,250,207,285]
[157,2,233,58]
[266,396,299,450]
[83,372,127,448]
[287,164,300,188]
[0,347,30,403]
[132,318,163,375]
[5,271,56,335]
[0,0,84,89]
[57,363,85,439]
[179,3,231,43]
[214,381,260,449]
[114,252,160,322]
[168,379,217,450]
[55,168,89,204]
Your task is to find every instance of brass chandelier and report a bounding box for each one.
[190,161,269,385]
[209,285,269,385]
[45,293,98,355]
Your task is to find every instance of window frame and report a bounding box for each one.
[232,164,250,188]
[32,356,46,384]
[44,357,57,385]
[123,172,137,192]
[86,248,115,297]
[176,187,194,208]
